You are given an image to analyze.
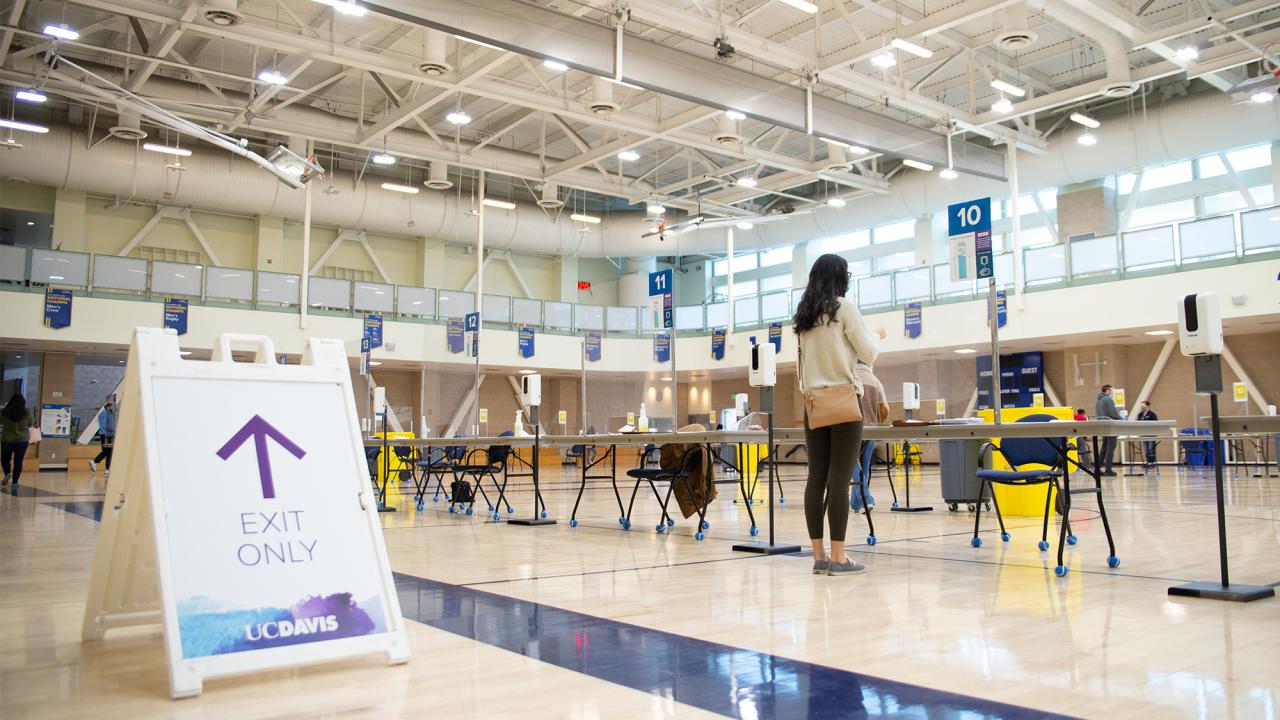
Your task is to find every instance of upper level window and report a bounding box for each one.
[872,219,915,244]
[1140,160,1193,191]
[760,246,793,267]
[730,253,758,274]
[818,230,870,254]
[1227,143,1271,172]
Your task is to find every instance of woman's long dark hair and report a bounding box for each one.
[2,393,27,423]
[793,253,849,333]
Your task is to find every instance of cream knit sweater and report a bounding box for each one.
[797,297,880,396]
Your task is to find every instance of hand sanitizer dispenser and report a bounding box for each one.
[749,340,777,387]
[520,373,542,406]
[1178,292,1223,357]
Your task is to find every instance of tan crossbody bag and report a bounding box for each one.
[798,341,863,429]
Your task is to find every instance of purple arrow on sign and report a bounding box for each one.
[216,414,306,499]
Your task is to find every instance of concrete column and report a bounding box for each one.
[1271,140,1280,198]
[913,214,934,266]
[419,237,445,289]
[254,215,285,271]
[51,188,87,252]
[1056,180,1117,242]
[791,240,811,289]
[555,254,579,303]
[38,352,75,468]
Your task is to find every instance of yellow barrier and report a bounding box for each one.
[892,443,922,465]
[735,444,767,503]
[372,432,417,503]
[977,407,1077,517]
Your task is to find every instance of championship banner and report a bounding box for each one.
[996,290,1007,328]
[518,325,535,359]
[43,288,72,329]
[585,332,601,362]
[164,298,189,336]
[363,314,383,350]
[654,332,671,363]
[904,303,922,339]
[769,322,782,352]
[446,318,464,353]
[711,328,726,360]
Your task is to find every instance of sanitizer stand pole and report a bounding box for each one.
[509,405,556,527]
[733,387,800,555]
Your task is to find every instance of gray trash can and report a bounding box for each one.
[940,439,989,512]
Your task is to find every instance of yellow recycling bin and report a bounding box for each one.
[372,431,416,504]
[977,407,1077,517]
[734,443,768,504]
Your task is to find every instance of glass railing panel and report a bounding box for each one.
[206,267,253,301]
[893,267,931,302]
[31,249,89,287]
[256,271,299,306]
[308,277,351,310]
[482,294,511,324]
[512,297,542,327]
[675,305,704,330]
[576,304,604,331]
[734,295,759,328]
[151,260,203,297]
[0,245,26,283]
[1024,245,1066,284]
[396,286,435,318]
[1241,206,1280,252]
[1070,235,1119,277]
[706,302,728,328]
[993,252,1014,287]
[437,290,474,318]
[353,281,394,313]
[1179,215,1236,262]
[932,263,973,297]
[544,301,573,330]
[92,255,148,293]
[1122,227,1175,269]
[760,291,790,321]
[606,306,638,332]
[857,275,892,307]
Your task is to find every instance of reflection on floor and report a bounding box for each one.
[2,462,1278,719]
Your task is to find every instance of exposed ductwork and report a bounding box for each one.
[824,144,849,173]
[711,115,741,146]
[423,162,453,190]
[199,0,244,28]
[586,77,619,116]
[993,4,1038,51]
[414,30,453,77]
[108,110,147,141]
[4,93,1273,258]
[1029,0,1138,98]
[538,182,564,209]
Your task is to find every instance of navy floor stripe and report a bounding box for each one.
[394,571,1077,720]
[45,501,105,521]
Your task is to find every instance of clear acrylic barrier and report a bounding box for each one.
[675,305,703,330]
[576,304,604,331]
[309,277,351,310]
[1070,235,1119,277]
[256,272,299,306]
[1123,227,1175,269]
[993,252,1014,286]
[1241,207,1280,251]
[206,267,253,301]
[31,249,89,287]
[354,282,394,313]
[894,267,931,302]
[512,297,542,327]
[607,306,638,332]
[1024,245,1066,284]
[396,286,435,318]
[760,291,789,320]
[483,294,511,324]
[544,301,573,330]
[706,302,728,328]
[92,255,148,292]
[1179,215,1236,262]
[437,290,474,318]
[0,245,27,283]
[151,260,203,297]
[933,263,973,297]
[734,296,759,328]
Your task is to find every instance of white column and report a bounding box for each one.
[299,141,313,329]
[1008,142,1025,308]
[726,227,735,330]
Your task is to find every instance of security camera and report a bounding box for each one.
[714,38,735,60]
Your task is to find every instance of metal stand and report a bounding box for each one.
[509,405,555,526]
[1169,356,1274,603]
[890,409,931,513]
[377,403,396,513]
[734,387,801,554]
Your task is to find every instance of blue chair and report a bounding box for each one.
[971,414,1069,560]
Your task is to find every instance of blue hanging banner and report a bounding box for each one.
[769,322,782,352]
[711,328,726,360]
[43,288,72,330]
[585,332,602,362]
[447,318,464,354]
[363,314,383,349]
[996,290,1008,328]
[518,325,535,358]
[163,298,189,336]
[904,302,922,339]
[654,332,671,363]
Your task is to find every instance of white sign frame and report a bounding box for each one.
[81,328,410,698]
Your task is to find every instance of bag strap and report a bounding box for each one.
[796,334,806,393]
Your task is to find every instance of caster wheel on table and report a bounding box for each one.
[746,498,754,506]
[948,503,958,512]
[1067,535,1078,545]
[1038,540,1050,551]
[507,506,514,514]
[656,524,665,533]
[867,535,877,546]
[492,512,500,522]
[971,537,982,548]
[779,497,786,505]
[618,516,626,526]
[487,504,494,512]
[465,507,474,516]
[695,532,705,541]
[667,518,675,527]
[1055,565,1069,577]
[968,503,977,512]
[416,501,425,511]
[448,506,456,514]
[1001,532,1011,542]
[749,526,759,537]
[892,501,900,509]
[700,520,710,530]
[621,519,631,530]
[569,519,578,528]
[540,510,547,519]
[1107,555,1121,568]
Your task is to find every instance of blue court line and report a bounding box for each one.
[45,501,105,521]
[393,571,1077,720]
[7,484,62,497]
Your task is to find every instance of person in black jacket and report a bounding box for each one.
[1134,401,1159,468]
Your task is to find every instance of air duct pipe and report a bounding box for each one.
[1028,0,1137,97]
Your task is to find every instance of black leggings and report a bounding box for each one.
[2,441,30,484]
[804,419,863,542]
[94,438,114,470]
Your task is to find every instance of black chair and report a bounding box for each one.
[623,445,709,538]
[415,443,466,508]
[971,414,1068,555]
[451,443,512,520]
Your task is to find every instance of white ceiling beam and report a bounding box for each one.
[0,0,27,65]
[122,0,202,92]
[817,0,1022,73]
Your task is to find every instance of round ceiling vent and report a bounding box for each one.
[201,1,245,27]
[587,99,620,116]
[1100,81,1139,98]
[712,130,741,146]
[108,125,148,141]
[993,30,1037,51]
[423,162,453,190]
[415,60,454,77]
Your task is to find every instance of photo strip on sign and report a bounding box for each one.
[80,329,410,699]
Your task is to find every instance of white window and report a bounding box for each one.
[874,251,914,272]
[1197,155,1227,179]
[712,259,728,276]
[760,246,793,267]
[818,230,870,253]
[1020,226,1055,247]
[1227,143,1271,172]
[1250,184,1275,205]
[1141,160,1193,191]
[730,253,758,273]
[873,219,915,244]
[760,274,791,292]
[1129,199,1195,229]
[732,279,757,296]
[1201,190,1247,216]
[1037,188,1057,210]
[1117,172,1138,195]
[848,258,872,277]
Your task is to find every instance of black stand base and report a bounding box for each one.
[891,505,933,513]
[1168,581,1275,603]
[377,506,397,513]
[732,542,802,555]
[508,518,557,526]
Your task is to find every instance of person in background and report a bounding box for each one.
[1072,408,1091,469]
[850,360,890,513]
[1,393,37,487]
[1095,384,1122,476]
[1134,401,1159,468]
[89,400,116,478]
[1074,408,1087,422]
[794,253,884,577]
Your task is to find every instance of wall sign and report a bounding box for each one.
[446,318,464,354]
[1233,382,1247,402]
[935,399,946,417]
[40,403,71,438]
[769,322,782,352]
[948,197,992,281]
[904,303,922,339]
[711,328,726,360]
[362,314,382,350]
[585,332,601,362]
[653,332,671,363]
[164,298,189,336]
[648,269,673,329]
[81,330,409,698]
[996,290,1008,328]
[43,288,73,329]
[518,325,535,359]
[465,312,480,358]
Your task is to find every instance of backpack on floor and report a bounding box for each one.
[450,479,474,503]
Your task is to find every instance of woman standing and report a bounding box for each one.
[1,393,37,487]
[794,254,883,576]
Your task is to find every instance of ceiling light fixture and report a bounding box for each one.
[990,79,1026,97]
[42,24,79,40]
[257,69,288,85]
[954,348,977,354]
[1176,45,1199,61]
[890,38,932,59]
[736,221,754,230]
[313,0,368,16]
[381,182,419,194]
[1250,90,1275,104]
[939,167,958,180]
[617,149,640,162]
[0,119,48,134]
[1144,329,1174,336]
[15,89,46,103]
[265,145,323,181]
[371,151,396,165]
[1069,112,1100,129]
[736,176,758,188]
[143,142,192,157]
[902,158,934,171]
[543,59,568,72]
[570,213,601,224]
[646,199,665,214]
[827,197,847,208]
[445,109,472,124]
[871,51,896,69]
[991,97,1014,113]
[778,0,818,13]
[481,198,516,210]
[724,110,746,121]
[1077,131,1098,146]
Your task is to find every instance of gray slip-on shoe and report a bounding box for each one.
[812,559,829,575]
[827,557,867,575]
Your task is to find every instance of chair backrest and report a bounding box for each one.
[499,430,515,437]
[487,445,511,467]
[1000,414,1066,469]
[571,444,585,454]
[393,446,414,461]
[677,446,704,476]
